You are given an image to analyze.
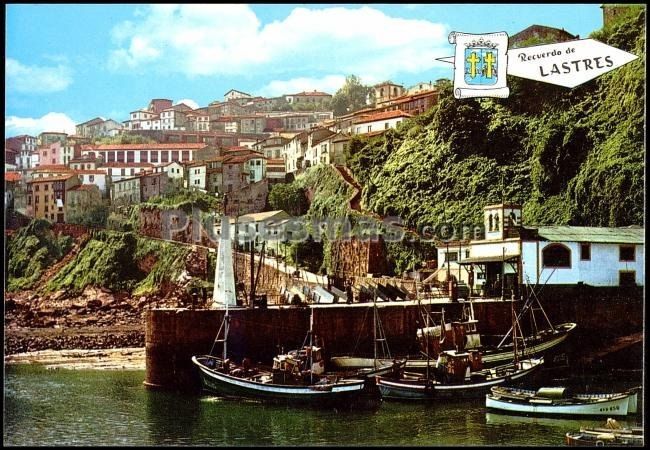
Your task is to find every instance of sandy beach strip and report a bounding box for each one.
[4,347,146,371]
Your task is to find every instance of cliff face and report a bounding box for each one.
[344,10,645,233]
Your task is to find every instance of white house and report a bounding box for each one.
[158,161,185,181]
[352,110,412,135]
[186,161,207,191]
[282,131,308,174]
[224,89,252,102]
[305,128,336,168]
[103,162,154,183]
[437,203,645,297]
[73,169,110,198]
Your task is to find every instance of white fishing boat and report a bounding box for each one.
[486,386,640,417]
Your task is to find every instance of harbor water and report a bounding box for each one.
[4,365,642,446]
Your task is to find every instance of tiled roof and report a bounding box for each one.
[32,165,71,172]
[225,154,264,164]
[531,226,644,244]
[27,174,76,183]
[4,172,21,182]
[354,110,413,124]
[72,170,106,175]
[82,143,208,150]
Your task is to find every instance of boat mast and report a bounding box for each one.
[309,306,314,384]
[373,288,378,369]
[511,295,518,367]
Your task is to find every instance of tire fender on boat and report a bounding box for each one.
[596,440,605,447]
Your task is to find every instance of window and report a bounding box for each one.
[172,151,179,161]
[150,152,158,163]
[542,244,571,268]
[385,122,390,129]
[619,245,635,262]
[580,243,591,261]
[116,151,125,162]
[367,125,372,133]
[121,168,126,176]
[35,185,40,192]
[465,250,470,258]
[45,205,49,212]
[140,151,148,163]
[161,152,169,163]
[446,252,458,263]
[127,151,135,163]
[619,271,636,286]
[130,168,135,176]
[44,184,49,191]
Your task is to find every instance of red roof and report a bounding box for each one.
[27,174,76,183]
[32,165,71,172]
[354,110,413,124]
[72,169,106,175]
[225,154,264,164]
[4,172,21,182]
[266,158,285,165]
[81,143,207,150]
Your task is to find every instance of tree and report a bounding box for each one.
[331,75,374,116]
[268,183,309,216]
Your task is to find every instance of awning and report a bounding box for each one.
[458,255,519,264]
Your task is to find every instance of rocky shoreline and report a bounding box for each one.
[4,285,187,357]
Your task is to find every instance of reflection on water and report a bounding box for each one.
[3,365,643,446]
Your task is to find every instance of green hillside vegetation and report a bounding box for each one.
[6,220,73,291]
[45,231,191,295]
[345,9,645,231]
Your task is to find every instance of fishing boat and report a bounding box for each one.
[376,294,543,401]
[414,294,576,369]
[566,418,644,446]
[192,216,369,406]
[192,307,370,406]
[486,386,641,417]
[376,351,543,400]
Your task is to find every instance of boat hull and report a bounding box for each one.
[486,387,638,417]
[377,358,542,401]
[331,323,576,372]
[486,394,631,417]
[413,322,576,370]
[566,431,644,447]
[192,356,367,406]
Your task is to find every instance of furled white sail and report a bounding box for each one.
[212,215,237,307]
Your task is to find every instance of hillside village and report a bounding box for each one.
[5,79,440,223]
